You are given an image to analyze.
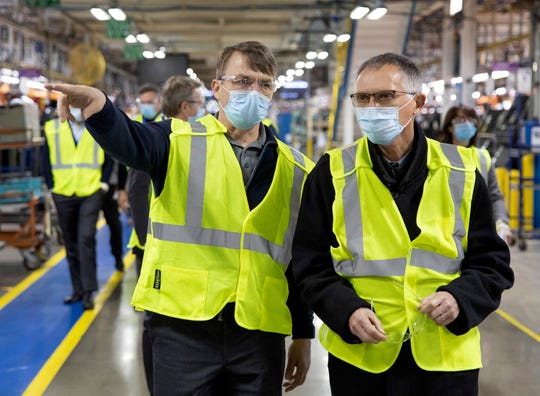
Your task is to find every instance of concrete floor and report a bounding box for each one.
[1,234,539,395]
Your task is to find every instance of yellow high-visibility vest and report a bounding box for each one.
[131,115,314,335]
[44,119,104,197]
[322,137,481,372]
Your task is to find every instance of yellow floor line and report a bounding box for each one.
[496,308,540,343]
[0,248,65,311]
[0,219,106,311]
[23,252,135,396]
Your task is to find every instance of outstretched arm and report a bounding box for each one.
[45,83,107,122]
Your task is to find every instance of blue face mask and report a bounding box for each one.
[189,106,205,123]
[354,97,414,145]
[453,122,476,143]
[220,86,270,131]
[70,108,83,123]
[140,104,158,120]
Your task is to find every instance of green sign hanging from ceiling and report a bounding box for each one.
[106,19,131,39]
[124,43,144,61]
[25,0,60,7]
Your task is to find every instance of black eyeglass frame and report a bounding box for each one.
[349,90,416,107]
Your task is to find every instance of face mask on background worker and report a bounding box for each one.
[139,103,158,120]
[454,122,477,143]
[189,106,206,123]
[70,107,84,123]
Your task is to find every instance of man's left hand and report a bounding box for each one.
[418,291,459,327]
[283,338,311,392]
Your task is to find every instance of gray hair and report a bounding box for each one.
[356,53,422,92]
[161,75,203,118]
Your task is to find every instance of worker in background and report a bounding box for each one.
[101,159,127,272]
[292,52,513,395]
[134,83,163,123]
[41,107,112,310]
[123,74,204,395]
[263,116,279,136]
[439,105,514,246]
[47,40,314,395]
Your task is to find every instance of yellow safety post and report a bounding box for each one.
[522,154,534,232]
[509,169,520,231]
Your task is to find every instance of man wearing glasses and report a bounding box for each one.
[46,41,314,395]
[292,52,513,395]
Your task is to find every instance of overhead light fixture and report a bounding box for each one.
[142,50,155,59]
[317,51,329,60]
[90,7,110,21]
[350,6,370,20]
[306,51,317,60]
[337,33,351,42]
[108,7,126,21]
[305,61,315,69]
[449,0,463,16]
[367,5,388,20]
[136,33,150,43]
[125,34,137,43]
[350,2,387,20]
[323,33,337,43]
[154,50,166,59]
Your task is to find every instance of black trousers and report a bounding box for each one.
[52,191,102,293]
[148,305,285,396]
[328,341,479,396]
[101,186,123,261]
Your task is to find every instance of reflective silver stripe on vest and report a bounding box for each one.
[477,150,488,180]
[333,142,466,277]
[50,120,101,170]
[150,124,302,266]
[411,144,466,273]
[152,222,241,248]
[185,122,207,226]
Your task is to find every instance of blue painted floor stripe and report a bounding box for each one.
[0,218,131,394]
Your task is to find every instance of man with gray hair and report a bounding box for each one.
[292,52,513,395]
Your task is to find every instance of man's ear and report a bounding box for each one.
[211,79,221,101]
[413,93,426,115]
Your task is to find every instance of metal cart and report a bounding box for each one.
[0,177,50,270]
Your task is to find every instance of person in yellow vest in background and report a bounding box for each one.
[292,53,514,395]
[263,116,279,136]
[439,105,514,245]
[41,107,112,310]
[47,41,314,395]
[124,75,204,394]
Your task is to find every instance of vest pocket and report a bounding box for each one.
[259,276,289,331]
[158,266,208,318]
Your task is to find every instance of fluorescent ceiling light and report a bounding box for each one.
[317,51,329,60]
[295,61,306,69]
[350,6,370,20]
[472,72,489,83]
[295,69,305,77]
[154,50,166,59]
[450,0,463,16]
[125,34,137,43]
[305,61,315,69]
[90,7,110,21]
[337,33,350,42]
[367,6,387,20]
[323,33,337,43]
[143,51,155,59]
[108,8,126,21]
[491,70,509,80]
[306,51,317,60]
[136,34,150,43]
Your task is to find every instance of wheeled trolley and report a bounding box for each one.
[0,177,50,270]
